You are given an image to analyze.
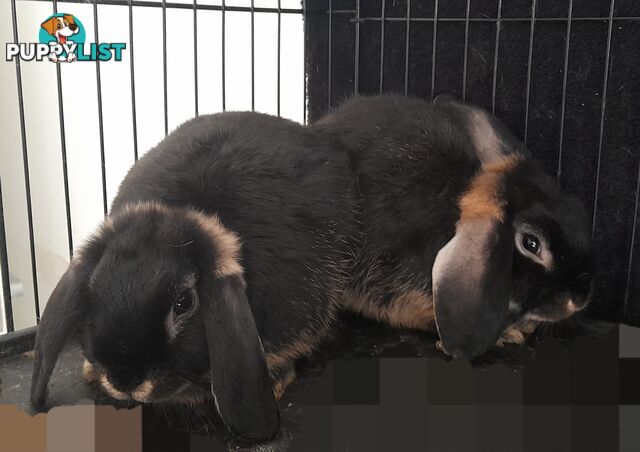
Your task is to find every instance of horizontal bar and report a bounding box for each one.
[19,0,303,14]
[331,12,639,21]
[357,16,639,22]
[0,326,36,359]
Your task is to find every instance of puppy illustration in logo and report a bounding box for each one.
[41,15,79,62]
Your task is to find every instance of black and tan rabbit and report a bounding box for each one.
[30,112,358,442]
[313,94,595,359]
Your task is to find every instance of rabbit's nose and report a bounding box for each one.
[572,294,590,310]
[109,371,145,394]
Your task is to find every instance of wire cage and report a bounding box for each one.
[305,0,640,326]
[0,0,306,345]
[1,0,639,353]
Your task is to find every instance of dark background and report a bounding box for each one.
[305,0,640,327]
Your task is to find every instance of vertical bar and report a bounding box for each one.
[592,0,615,235]
[0,179,15,333]
[354,0,360,95]
[194,0,199,116]
[10,0,40,322]
[404,0,410,95]
[251,0,255,112]
[431,0,439,99]
[129,0,139,161]
[624,161,640,316]
[222,0,226,111]
[327,0,332,108]
[461,0,470,101]
[523,0,537,145]
[277,0,281,116]
[94,0,107,216]
[379,0,386,94]
[302,0,307,123]
[557,0,574,183]
[491,0,503,113]
[162,0,168,135]
[52,0,73,259]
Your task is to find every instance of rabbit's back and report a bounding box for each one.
[111,111,359,357]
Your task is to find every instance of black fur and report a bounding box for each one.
[31,112,358,442]
[313,94,595,358]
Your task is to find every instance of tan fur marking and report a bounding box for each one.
[82,359,97,382]
[265,332,318,372]
[341,289,435,331]
[107,202,243,278]
[459,154,524,222]
[132,380,154,402]
[187,210,244,278]
[99,375,129,401]
[495,320,539,347]
[265,277,344,399]
[273,368,297,401]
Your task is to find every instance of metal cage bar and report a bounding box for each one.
[194,0,199,116]
[94,0,108,216]
[251,0,255,112]
[557,0,575,182]
[0,179,14,333]
[327,0,332,108]
[11,0,41,322]
[378,0,386,94]
[403,0,410,96]
[329,16,638,22]
[523,0,537,145]
[277,0,282,116]
[303,0,308,123]
[162,0,169,136]
[490,0,502,114]
[625,163,640,315]
[461,0,470,101]
[592,0,616,235]
[52,0,74,259]
[129,0,139,161]
[431,0,438,99]
[21,0,303,14]
[222,0,226,111]
[353,0,360,95]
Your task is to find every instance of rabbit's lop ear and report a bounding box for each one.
[432,156,521,359]
[432,218,513,359]
[202,274,280,442]
[31,261,89,410]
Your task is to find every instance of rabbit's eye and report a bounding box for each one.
[173,291,194,317]
[522,234,541,255]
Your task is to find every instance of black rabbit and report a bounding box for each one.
[30,112,358,442]
[313,94,595,359]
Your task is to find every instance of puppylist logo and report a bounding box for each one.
[6,13,126,63]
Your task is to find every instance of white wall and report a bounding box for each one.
[0,0,304,333]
